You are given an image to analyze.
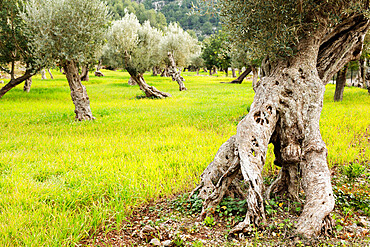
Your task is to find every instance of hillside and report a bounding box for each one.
[107,0,221,40]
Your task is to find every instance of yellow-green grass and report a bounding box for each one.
[0,70,368,246]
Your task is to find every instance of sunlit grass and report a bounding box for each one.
[0,69,369,246]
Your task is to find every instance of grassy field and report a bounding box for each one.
[0,70,369,246]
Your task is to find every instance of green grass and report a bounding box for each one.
[0,70,369,246]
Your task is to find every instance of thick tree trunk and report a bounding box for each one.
[130,73,171,98]
[167,52,187,91]
[62,60,94,121]
[193,31,346,238]
[334,64,348,102]
[80,65,89,82]
[0,70,33,99]
[47,69,54,79]
[41,69,47,80]
[226,66,252,84]
[23,77,32,93]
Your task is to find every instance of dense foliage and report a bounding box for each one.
[201,31,230,71]
[214,0,370,59]
[21,0,110,67]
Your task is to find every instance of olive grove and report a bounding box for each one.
[192,0,370,238]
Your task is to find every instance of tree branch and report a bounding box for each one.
[317,14,370,84]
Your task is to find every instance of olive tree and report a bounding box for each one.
[192,0,370,238]
[0,0,40,98]
[21,0,110,120]
[106,12,171,98]
[160,23,201,91]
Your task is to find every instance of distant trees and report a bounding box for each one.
[107,0,167,29]
[201,31,231,75]
[21,0,110,120]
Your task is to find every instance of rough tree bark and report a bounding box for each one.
[192,14,369,238]
[47,69,54,79]
[167,52,187,91]
[80,65,89,82]
[62,60,95,121]
[224,66,252,84]
[334,64,348,102]
[23,77,32,92]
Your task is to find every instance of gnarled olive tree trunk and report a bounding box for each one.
[167,52,187,91]
[192,14,369,238]
[130,73,171,98]
[123,51,171,99]
[62,60,95,121]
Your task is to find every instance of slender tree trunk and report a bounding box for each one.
[62,60,94,121]
[232,68,236,78]
[167,52,187,91]
[334,64,348,102]
[227,66,252,84]
[0,70,33,98]
[209,68,212,76]
[97,60,102,71]
[225,68,228,77]
[41,69,47,80]
[47,69,54,79]
[252,66,258,89]
[196,68,200,76]
[152,66,158,76]
[204,67,208,73]
[11,61,15,80]
[80,65,89,82]
[358,58,366,88]
[23,77,32,93]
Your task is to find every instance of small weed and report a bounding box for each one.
[203,216,215,227]
[342,163,365,182]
